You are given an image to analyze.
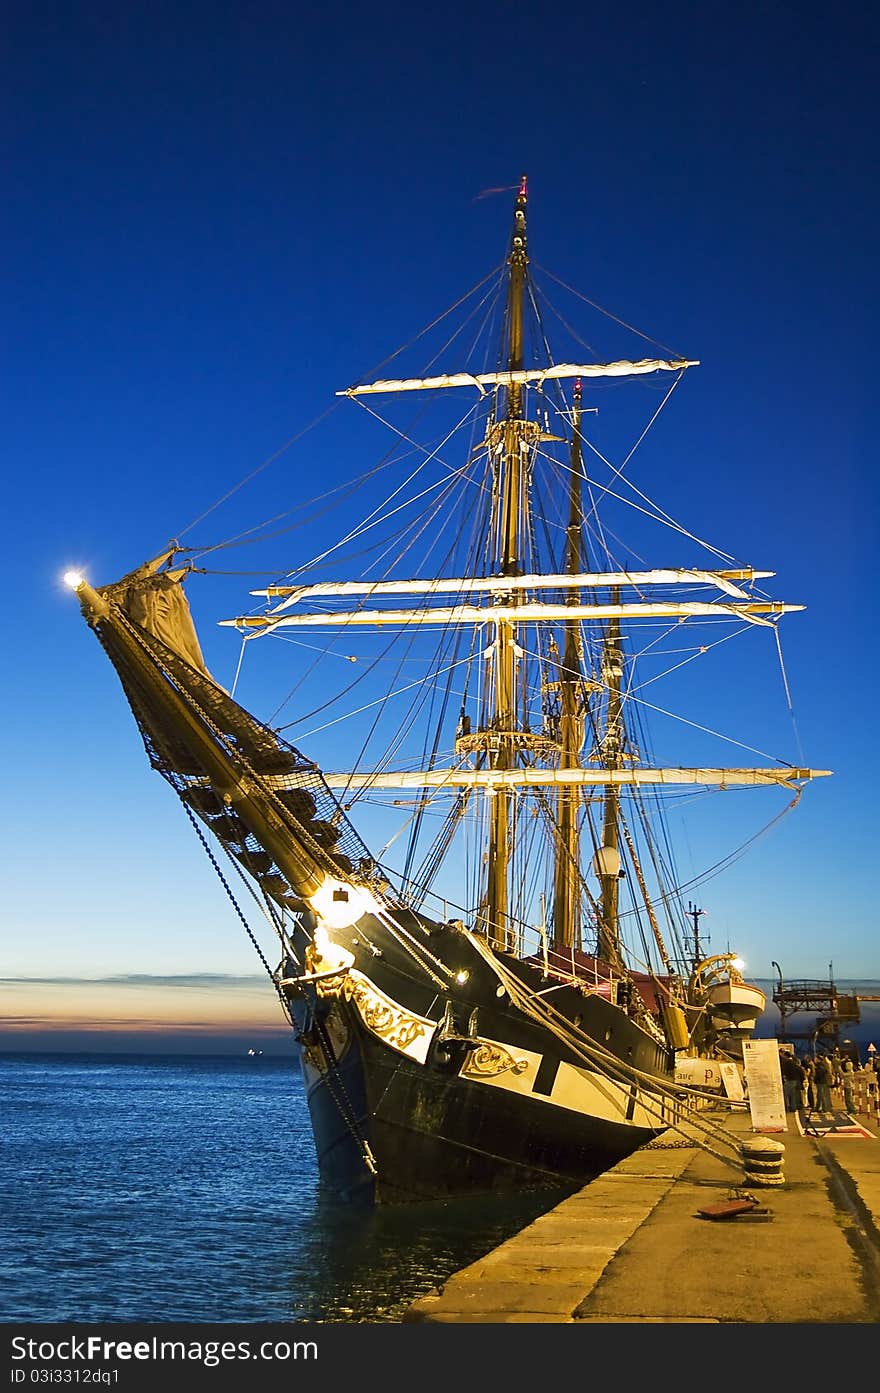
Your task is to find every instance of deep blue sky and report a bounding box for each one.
[3,1,878,1000]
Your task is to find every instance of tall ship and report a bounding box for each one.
[67,178,825,1203]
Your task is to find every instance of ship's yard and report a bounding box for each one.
[403,1085,880,1323]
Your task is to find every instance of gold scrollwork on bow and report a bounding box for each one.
[301,942,348,998]
[461,1043,529,1079]
[344,973,431,1056]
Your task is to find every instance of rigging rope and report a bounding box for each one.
[177,400,340,541]
[532,262,687,360]
[179,799,294,1026]
[774,624,807,766]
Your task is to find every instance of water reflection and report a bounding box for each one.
[290,1185,576,1322]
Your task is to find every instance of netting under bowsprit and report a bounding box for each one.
[94,612,381,910]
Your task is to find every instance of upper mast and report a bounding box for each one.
[218,183,830,965]
[483,174,529,951]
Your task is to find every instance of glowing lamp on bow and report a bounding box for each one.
[308,877,378,930]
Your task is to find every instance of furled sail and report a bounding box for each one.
[255,567,776,608]
[222,599,802,632]
[98,549,214,679]
[339,358,700,397]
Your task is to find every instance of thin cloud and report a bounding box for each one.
[1,974,268,988]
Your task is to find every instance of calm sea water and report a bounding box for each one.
[4,984,877,1324]
[0,1053,569,1324]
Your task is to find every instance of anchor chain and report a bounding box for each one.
[180,799,293,1024]
[182,798,378,1180]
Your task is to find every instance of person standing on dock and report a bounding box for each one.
[814,1053,834,1112]
[781,1051,805,1112]
[841,1057,856,1113]
[830,1050,844,1109]
[802,1058,815,1112]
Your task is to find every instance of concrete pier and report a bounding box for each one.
[403,1110,880,1323]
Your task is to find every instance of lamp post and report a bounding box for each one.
[771,961,785,1045]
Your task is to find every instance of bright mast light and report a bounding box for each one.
[63,571,85,589]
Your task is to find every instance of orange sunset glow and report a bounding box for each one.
[0,974,295,1050]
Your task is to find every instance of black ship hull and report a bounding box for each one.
[283,908,675,1205]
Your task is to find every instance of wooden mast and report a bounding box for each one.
[484,175,528,952]
[596,596,625,967]
[552,380,585,952]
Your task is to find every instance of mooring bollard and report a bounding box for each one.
[740,1137,786,1187]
